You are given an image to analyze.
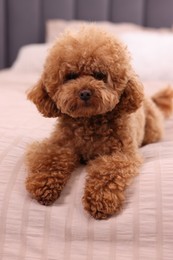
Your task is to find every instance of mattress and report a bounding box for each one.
[0,29,173,259]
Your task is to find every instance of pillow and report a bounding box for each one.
[12,24,173,82]
[12,44,51,73]
[46,19,142,42]
[120,31,173,81]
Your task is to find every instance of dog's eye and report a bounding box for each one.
[93,72,107,82]
[65,72,79,81]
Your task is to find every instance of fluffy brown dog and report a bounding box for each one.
[25,25,173,219]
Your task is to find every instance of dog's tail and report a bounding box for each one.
[152,86,173,118]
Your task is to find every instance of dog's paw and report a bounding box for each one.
[83,188,124,220]
[25,172,63,205]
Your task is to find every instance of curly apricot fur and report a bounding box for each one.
[25,25,173,219]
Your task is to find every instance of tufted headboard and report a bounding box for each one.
[0,0,173,69]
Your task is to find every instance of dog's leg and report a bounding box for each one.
[83,152,142,219]
[25,140,79,205]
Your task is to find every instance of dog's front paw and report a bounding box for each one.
[26,172,64,205]
[83,188,124,220]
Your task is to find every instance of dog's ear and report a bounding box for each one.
[27,79,61,117]
[117,75,144,114]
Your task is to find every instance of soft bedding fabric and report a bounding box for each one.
[12,44,51,74]
[0,69,173,260]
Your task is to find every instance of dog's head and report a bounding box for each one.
[27,25,144,118]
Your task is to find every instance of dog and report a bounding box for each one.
[25,25,173,219]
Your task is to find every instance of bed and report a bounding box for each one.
[0,1,173,260]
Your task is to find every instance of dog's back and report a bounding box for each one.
[142,87,173,145]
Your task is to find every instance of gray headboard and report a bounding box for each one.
[1,0,173,69]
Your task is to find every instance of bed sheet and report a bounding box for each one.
[0,69,173,260]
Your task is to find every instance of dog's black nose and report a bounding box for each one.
[79,89,92,101]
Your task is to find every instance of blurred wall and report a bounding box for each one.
[0,0,5,69]
[0,0,173,69]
